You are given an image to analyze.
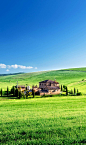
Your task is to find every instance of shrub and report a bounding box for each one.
[63,85,67,92]
[77,92,82,96]
[28,92,32,96]
[19,91,22,99]
[82,79,84,81]
[22,93,26,99]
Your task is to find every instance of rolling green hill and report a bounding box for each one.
[0,67,86,94]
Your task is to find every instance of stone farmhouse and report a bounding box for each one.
[33,80,60,95]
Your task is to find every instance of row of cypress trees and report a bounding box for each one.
[61,85,80,96]
[0,87,9,97]
[0,86,35,99]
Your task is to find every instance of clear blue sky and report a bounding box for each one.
[0,0,86,74]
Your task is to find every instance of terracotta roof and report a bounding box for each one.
[39,80,59,84]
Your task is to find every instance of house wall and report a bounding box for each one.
[39,82,59,90]
[39,89,60,96]
[39,83,46,90]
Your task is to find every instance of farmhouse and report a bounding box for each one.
[33,80,60,95]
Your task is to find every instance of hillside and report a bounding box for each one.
[63,67,86,72]
[0,67,86,94]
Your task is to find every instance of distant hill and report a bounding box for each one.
[62,67,86,72]
[0,72,24,76]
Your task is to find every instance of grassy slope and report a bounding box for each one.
[0,96,86,145]
[0,68,86,94]
[64,67,86,71]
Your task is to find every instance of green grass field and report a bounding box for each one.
[0,68,86,144]
[0,96,86,145]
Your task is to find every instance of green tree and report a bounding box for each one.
[13,86,15,96]
[77,89,78,93]
[74,88,76,95]
[19,91,22,99]
[61,85,62,91]
[32,89,35,98]
[15,88,19,98]
[7,87,9,96]
[66,86,68,96]
[70,89,73,95]
[63,85,66,92]
[26,91,28,99]
[26,84,28,90]
[1,88,2,96]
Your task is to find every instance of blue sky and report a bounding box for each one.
[0,0,86,74]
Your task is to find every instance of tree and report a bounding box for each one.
[7,87,9,96]
[26,91,28,99]
[77,89,78,94]
[61,85,62,91]
[63,85,66,92]
[19,91,22,99]
[74,88,76,95]
[32,89,35,98]
[26,84,28,90]
[13,86,15,96]
[1,88,2,96]
[70,89,73,95]
[15,88,19,98]
[66,86,68,96]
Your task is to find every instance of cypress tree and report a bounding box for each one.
[66,86,68,96]
[77,89,78,93]
[61,85,62,91]
[32,89,35,98]
[13,86,15,96]
[26,91,28,99]
[71,89,73,95]
[19,91,22,99]
[1,88,2,96]
[7,87,9,96]
[74,88,76,95]
[16,88,19,98]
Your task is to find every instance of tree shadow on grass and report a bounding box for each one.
[0,95,17,100]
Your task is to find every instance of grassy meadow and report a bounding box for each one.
[0,96,86,144]
[0,68,86,144]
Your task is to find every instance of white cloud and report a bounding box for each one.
[18,65,33,69]
[35,67,37,69]
[10,64,33,69]
[11,64,19,69]
[0,63,33,70]
[0,63,6,68]
[6,69,9,72]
